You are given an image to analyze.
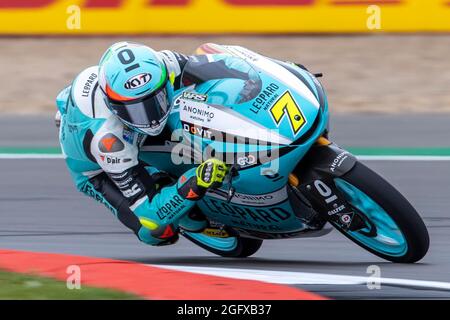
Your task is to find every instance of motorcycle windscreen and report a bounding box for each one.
[181,55,262,104]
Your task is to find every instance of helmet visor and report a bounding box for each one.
[105,85,171,129]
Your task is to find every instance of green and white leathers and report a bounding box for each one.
[56,42,227,246]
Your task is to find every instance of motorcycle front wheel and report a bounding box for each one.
[332,161,429,263]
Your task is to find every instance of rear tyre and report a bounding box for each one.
[333,161,429,263]
[183,232,263,258]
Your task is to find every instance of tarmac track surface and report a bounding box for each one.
[1,115,450,299]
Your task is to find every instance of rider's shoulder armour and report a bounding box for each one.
[71,66,112,120]
[157,50,189,88]
[89,115,140,174]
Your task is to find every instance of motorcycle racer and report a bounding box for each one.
[53,40,429,264]
[55,41,232,246]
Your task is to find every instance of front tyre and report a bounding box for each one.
[182,232,263,258]
[333,162,429,263]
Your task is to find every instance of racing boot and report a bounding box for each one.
[138,223,180,246]
[151,224,180,246]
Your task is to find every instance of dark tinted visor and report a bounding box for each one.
[105,85,170,129]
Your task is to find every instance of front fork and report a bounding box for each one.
[290,137,364,231]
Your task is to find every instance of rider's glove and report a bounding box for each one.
[176,158,229,201]
[196,158,229,190]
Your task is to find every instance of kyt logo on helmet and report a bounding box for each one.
[124,73,152,90]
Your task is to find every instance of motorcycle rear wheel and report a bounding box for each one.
[182,231,263,258]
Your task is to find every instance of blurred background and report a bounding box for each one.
[1,0,450,115]
[1,0,450,299]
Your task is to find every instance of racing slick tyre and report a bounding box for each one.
[182,231,263,258]
[332,161,429,263]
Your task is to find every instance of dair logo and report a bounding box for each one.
[124,73,152,90]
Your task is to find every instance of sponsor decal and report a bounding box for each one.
[81,73,97,98]
[207,187,288,207]
[250,83,280,114]
[181,121,257,147]
[330,151,350,173]
[99,133,124,153]
[116,177,133,188]
[155,195,186,220]
[327,204,346,216]
[233,193,273,203]
[99,155,129,164]
[122,127,135,144]
[230,220,282,232]
[203,198,291,228]
[124,73,152,90]
[182,104,215,123]
[182,122,214,139]
[67,124,79,133]
[182,91,208,102]
[110,171,129,180]
[340,214,352,225]
[237,154,257,166]
[178,99,292,145]
[226,46,260,62]
[202,228,230,238]
[82,183,117,214]
[158,225,175,239]
[186,188,200,199]
[109,168,143,198]
[123,183,142,198]
[106,156,120,164]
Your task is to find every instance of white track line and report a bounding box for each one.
[0,154,449,161]
[358,155,450,161]
[153,265,450,291]
[0,154,63,159]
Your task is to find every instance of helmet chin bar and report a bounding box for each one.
[124,117,168,136]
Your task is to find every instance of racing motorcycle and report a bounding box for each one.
[140,44,429,263]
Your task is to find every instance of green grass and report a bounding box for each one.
[0,147,61,154]
[0,270,140,300]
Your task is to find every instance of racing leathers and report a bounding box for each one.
[56,48,231,246]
